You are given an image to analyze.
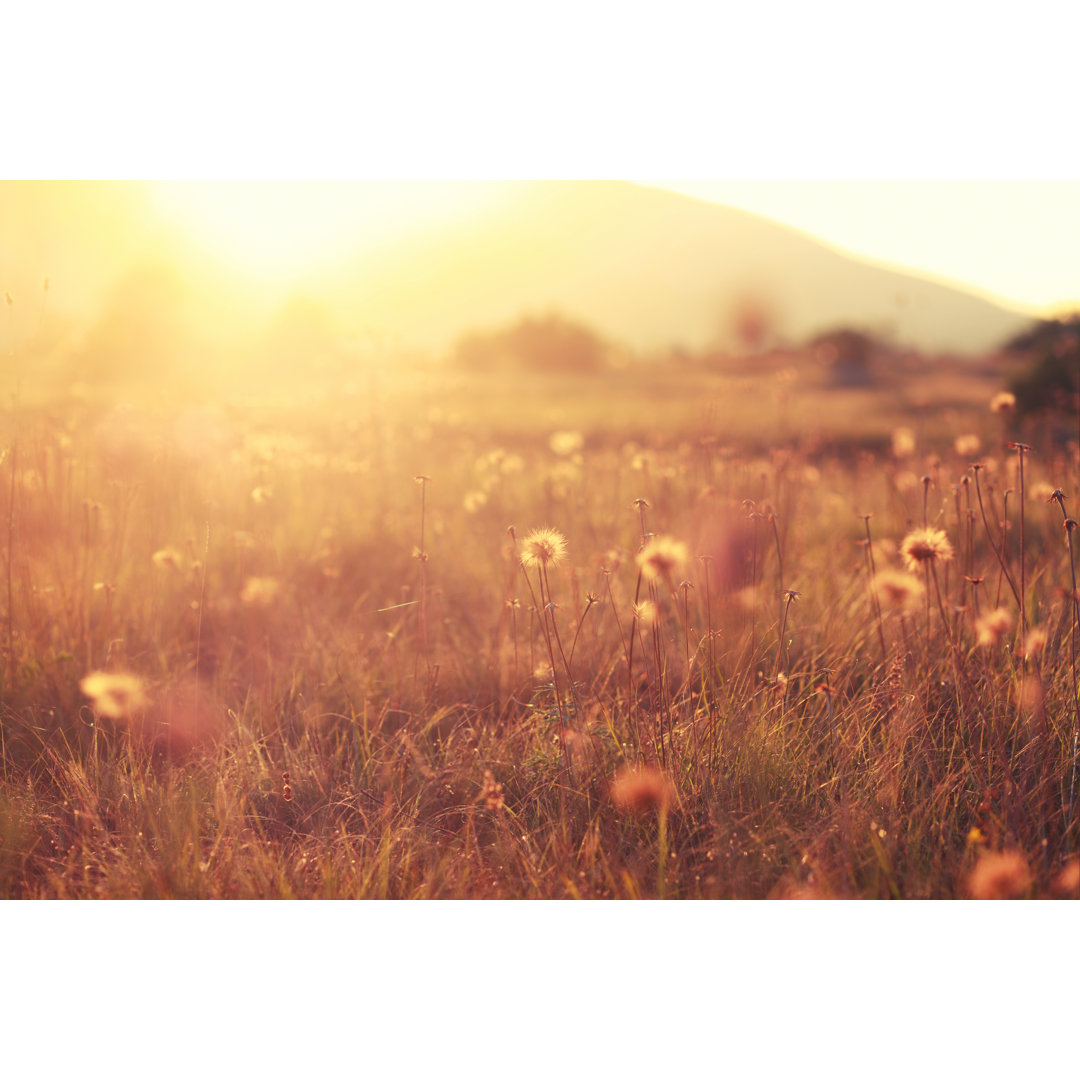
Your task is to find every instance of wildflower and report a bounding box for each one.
[636,535,689,583]
[1023,626,1048,659]
[601,547,625,572]
[479,770,505,812]
[79,671,148,720]
[520,528,567,569]
[900,527,954,572]
[975,607,1013,648]
[1052,857,1080,897]
[990,391,1016,414]
[873,569,925,611]
[633,599,659,626]
[610,765,675,815]
[891,427,916,458]
[954,433,981,457]
[548,430,584,456]
[463,490,487,513]
[966,850,1031,899]
[151,547,184,571]
[241,576,280,605]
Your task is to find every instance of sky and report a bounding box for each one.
[8,9,1080,324]
[139,179,1080,320]
[641,181,1080,317]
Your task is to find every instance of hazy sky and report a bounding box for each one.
[643,181,1080,316]
[8,6,1080,323]
[143,180,1080,318]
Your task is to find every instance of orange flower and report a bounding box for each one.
[966,850,1031,899]
[611,766,675,815]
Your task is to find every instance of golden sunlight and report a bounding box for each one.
[146,180,507,283]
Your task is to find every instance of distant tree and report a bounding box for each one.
[1006,314,1080,420]
[808,327,877,387]
[452,313,608,373]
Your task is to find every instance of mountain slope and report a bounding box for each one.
[316,181,1030,356]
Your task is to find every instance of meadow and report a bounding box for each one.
[1,349,1078,899]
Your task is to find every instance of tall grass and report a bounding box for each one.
[0,363,1077,898]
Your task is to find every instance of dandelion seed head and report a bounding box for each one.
[1023,626,1048,659]
[548,430,584,457]
[633,599,659,626]
[480,770,505,812]
[151,547,184,571]
[241,576,280,606]
[975,607,1013,648]
[463,490,487,514]
[954,433,981,457]
[610,765,674,815]
[966,850,1031,899]
[520,528,567,569]
[900,527,954,572]
[636,535,689,582]
[1052,857,1080,897]
[891,427,916,459]
[79,671,147,721]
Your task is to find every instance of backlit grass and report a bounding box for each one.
[1,359,1078,898]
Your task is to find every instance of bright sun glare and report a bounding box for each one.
[147,181,501,284]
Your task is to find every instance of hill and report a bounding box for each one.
[313,180,1031,356]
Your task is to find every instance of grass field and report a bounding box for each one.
[2,352,1078,899]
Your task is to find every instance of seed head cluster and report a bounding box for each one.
[520,528,567,569]
[79,672,148,721]
[636,535,689,582]
[966,850,1031,900]
[610,765,675,815]
[873,569,925,611]
[975,607,1013,648]
[900,527,954,573]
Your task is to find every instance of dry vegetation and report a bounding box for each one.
[2,351,1078,899]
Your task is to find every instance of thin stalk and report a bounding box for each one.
[1051,491,1080,838]
[861,514,888,663]
[1013,442,1031,633]
[972,466,1022,611]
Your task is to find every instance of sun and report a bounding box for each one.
[145,181,501,284]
